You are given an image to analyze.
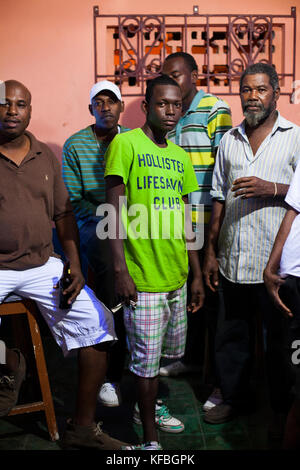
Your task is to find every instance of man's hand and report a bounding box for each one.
[203,251,219,292]
[55,214,86,305]
[55,264,85,306]
[114,270,137,306]
[263,267,292,318]
[232,176,274,199]
[187,276,205,313]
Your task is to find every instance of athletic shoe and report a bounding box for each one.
[159,361,201,377]
[122,441,162,450]
[98,382,121,407]
[133,399,184,433]
[204,403,235,424]
[62,419,129,450]
[0,349,26,417]
[202,387,223,412]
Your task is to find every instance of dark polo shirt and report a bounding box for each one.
[0,131,73,270]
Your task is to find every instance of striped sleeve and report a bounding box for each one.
[62,140,97,220]
[207,99,232,152]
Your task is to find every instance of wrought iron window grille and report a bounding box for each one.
[93,6,296,101]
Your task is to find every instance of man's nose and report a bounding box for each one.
[248,89,259,100]
[7,103,18,114]
[166,104,175,114]
[101,100,111,111]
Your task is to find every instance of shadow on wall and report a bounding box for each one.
[121,97,145,130]
[46,143,63,163]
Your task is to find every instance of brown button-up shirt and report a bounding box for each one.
[0,131,73,270]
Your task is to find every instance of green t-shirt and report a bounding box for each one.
[104,128,199,292]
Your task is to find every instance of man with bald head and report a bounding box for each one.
[0,80,129,450]
[0,80,32,161]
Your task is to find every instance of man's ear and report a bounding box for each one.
[191,69,198,85]
[274,87,280,102]
[141,100,148,115]
[89,104,94,116]
[120,101,125,113]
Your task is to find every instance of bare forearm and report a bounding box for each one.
[263,207,298,317]
[106,176,128,274]
[183,195,202,278]
[188,250,202,279]
[205,200,225,254]
[55,214,81,268]
[55,214,85,302]
[272,182,290,199]
[106,175,137,302]
[232,177,289,200]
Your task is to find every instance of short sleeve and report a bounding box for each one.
[207,100,232,152]
[105,134,134,184]
[285,159,300,212]
[49,148,74,221]
[210,137,226,201]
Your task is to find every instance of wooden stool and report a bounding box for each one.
[0,296,59,441]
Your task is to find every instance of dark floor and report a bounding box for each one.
[0,328,284,453]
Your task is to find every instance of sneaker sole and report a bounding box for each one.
[133,416,184,433]
[158,425,185,434]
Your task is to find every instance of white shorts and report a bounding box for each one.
[0,257,117,356]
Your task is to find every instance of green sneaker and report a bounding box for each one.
[133,399,184,433]
[122,441,162,450]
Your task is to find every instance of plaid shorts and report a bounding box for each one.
[123,283,187,378]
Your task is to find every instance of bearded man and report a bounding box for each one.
[202,63,300,439]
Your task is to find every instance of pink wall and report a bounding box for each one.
[1,0,300,159]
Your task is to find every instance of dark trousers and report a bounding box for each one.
[183,250,219,372]
[279,276,300,400]
[215,274,293,413]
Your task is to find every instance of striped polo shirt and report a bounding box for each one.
[211,113,300,284]
[168,90,232,229]
[62,124,130,228]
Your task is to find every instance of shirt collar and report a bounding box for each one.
[22,131,42,162]
[184,89,205,115]
[0,130,42,164]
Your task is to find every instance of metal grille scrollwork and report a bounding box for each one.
[93,6,296,100]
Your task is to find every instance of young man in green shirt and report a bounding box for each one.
[161,52,232,412]
[105,74,205,450]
